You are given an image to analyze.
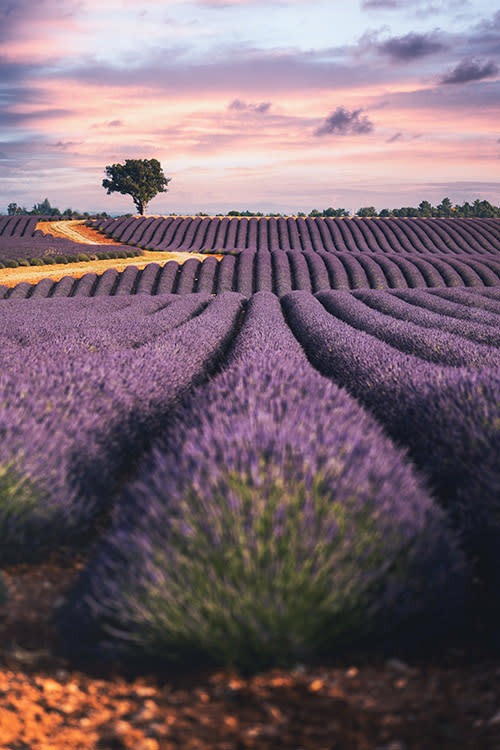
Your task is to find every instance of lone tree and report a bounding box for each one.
[102,158,171,215]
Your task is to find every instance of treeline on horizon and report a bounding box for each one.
[6,198,110,220]
[5,196,500,219]
[224,197,500,219]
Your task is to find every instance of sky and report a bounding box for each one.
[1,0,499,215]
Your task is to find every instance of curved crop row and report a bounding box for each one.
[4,250,500,299]
[0,216,39,238]
[60,292,467,671]
[0,293,244,562]
[282,290,500,593]
[315,290,500,366]
[353,289,500,347]
[94,216,500,255]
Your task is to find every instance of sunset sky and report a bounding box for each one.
[1,0,499,215]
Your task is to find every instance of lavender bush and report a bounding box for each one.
[316,290,500,366]
[355,289,500,347]
[0,293,244,561]
[61,293,467,672]
[282,290,500,585]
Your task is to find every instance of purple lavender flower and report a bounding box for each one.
[62,293,467,672]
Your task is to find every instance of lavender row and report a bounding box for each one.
[427,287,500,314]
[0,293,244,562]
[315,290,500,366]
[4,250,500,301]
[282,291,500,592]
[60,292,467,671]
[0,294,211,364]
[0,216,39,238]
[368,288,500,335]
[92,216,500,255]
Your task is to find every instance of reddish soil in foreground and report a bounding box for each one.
[0,556,499,749]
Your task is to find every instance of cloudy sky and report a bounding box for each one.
[1,0,499,215]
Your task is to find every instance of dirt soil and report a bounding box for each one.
[0,556,499,750]
[0,221,221,289]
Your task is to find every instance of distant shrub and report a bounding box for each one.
[4,259,19,268]
[53,256,67,264]
[17,258,29,267]
[29,258,44,266]
[0,262,5,269]
[77,254,89,262]
[42,257,56,265]
[116,251,127,258]
[66,255,77,263]
[96,252,108,260]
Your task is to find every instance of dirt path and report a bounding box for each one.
[35,220,127,246]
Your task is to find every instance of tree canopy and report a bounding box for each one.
[102,158,171,215]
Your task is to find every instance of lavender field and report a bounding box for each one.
[1,216,500,672]
[0,216,138,264]
[3,216,500,299]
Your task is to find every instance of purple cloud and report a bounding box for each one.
[378,32,446,61]
[228,98,271,113]
[228,98,247,110]
[315,107,374,137]
[387,132,402,143]
[0,108,72,127]
[440,58,499,84]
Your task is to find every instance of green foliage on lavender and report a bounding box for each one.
[0,464,48,555]
[116,471,427,673]
[29,258,44,266]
